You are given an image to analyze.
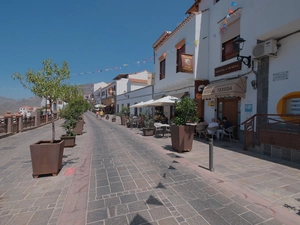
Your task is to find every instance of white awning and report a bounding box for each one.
[202,77,247,100]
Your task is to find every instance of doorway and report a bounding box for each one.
[217,97,241,139]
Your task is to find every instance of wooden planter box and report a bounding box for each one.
[121,116,128,126]
[73,120,84,135]
[60,135,76,147]
[170,125,195,153]
[111,117,116,122]
[30,140,65,178]
[143,128,154,136]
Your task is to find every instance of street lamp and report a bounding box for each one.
[233,37,252,68]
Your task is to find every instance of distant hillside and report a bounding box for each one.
[0,96,42,116]
[0,83,93,116]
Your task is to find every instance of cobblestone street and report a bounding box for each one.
[0,112,299,224]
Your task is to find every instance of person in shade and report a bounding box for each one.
[216,116,233,140]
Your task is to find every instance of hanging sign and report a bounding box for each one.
[181,54,194,73]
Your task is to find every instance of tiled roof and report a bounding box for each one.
[129,78,148,84]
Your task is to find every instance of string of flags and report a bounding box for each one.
[219,1,241,34]
[70,1,241,77]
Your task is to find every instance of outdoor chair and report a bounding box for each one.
[196,124,207,139]
[154,123,163,137]
[221,126,235,142]
[204,126,218,140]
[164,125,171,137]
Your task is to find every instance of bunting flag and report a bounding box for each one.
[70,3,241,77]
[218,2,240,35]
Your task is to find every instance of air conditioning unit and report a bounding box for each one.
[252,39,277,59]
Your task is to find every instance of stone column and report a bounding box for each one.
[5,112,13,134]
[15,112,23,133]
[32,110,40,127]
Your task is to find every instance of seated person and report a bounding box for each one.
[216,117,233,140]
[198,117,208,126]
[204,118,219,139]
[196,117,208,137]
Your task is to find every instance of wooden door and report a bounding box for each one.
[217,98,240,139]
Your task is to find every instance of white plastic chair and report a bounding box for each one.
[221,126,235,142]
[196,124,207,139]
[154,123,163,137]
[204,126,218,140]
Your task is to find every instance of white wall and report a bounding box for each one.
[129,70,149,80]
[116,86,153,115]
[116,79,128,96]
[93,82,107,92]
[268,32,300,114]
[154,13,201,95]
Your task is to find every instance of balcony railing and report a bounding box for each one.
[0,112,58,138]
[242,114,300,150]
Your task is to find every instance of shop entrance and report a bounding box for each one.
[217,97,241,139]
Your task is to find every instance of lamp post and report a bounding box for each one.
[233,37,252,68]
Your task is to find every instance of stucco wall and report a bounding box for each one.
[153,14,201,97]
[268,32,300,114]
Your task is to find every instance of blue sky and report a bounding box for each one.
[0,0,194,99]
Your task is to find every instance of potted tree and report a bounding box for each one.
[142,112,154,136]
[61,85,90,136]
[12,59,70,178]
[120,106,130,126]
[171,97,199,153]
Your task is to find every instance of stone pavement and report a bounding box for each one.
[0,112,299,224]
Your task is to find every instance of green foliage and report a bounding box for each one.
[11,59,70,142]
[59,92,90,136]
[120,106,130,116]
[61,118,77,136]
[141,110,153,128]
[172,97,199,126]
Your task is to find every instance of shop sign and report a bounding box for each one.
[181,54,193,73]
[215,61,241,76]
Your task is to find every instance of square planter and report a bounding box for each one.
[60,135,76,147]
[143,128,154,136]
[121,116,128,126]
[73,119,84,135]
[30,140,65,178]
[170,125,195,153]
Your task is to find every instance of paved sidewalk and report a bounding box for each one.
[0,112,300,224]
[0,119,88,225]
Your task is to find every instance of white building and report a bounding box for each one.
[152,3,202,121]
[194,0,300,140]
[114,70,154,114]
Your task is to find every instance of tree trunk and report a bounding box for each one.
[50,100,55,142]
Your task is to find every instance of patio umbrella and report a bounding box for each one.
[130,102,144,108]
[146,95,179,106]
[139,99,155,107]
[95,104,107,108]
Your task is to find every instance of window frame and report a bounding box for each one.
[159,59,166,80]
[176,44,186,73]
[222,35,239,62]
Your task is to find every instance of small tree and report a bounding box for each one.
[172,97,199,126]
[120,106,130,116]
[59,85,90,136]
[12,59,70,142]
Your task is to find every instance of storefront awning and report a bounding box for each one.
[202,77,247,100]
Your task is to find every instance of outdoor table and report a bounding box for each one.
[158,124,170,136]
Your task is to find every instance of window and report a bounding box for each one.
[222,35,239,62]
[160,59,166,80]
[176,44,186,72]
[287,98,300,114]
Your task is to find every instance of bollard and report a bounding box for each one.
[209,138,214,172]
